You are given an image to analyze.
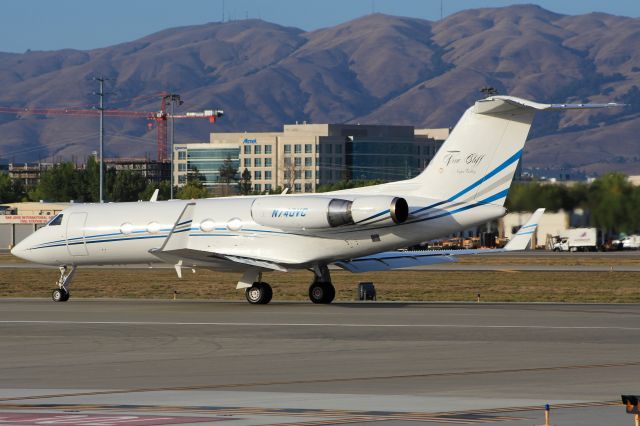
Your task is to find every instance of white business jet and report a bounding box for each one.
[11,96,620,304]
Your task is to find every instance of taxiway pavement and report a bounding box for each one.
[0,300,636,425]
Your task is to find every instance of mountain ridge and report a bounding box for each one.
[0,5,639,174]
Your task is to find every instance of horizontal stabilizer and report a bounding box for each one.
[335,208,544,272]
[335,251,457,273]
[475,96,625,115]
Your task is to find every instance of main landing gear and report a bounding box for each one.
[245,282,273,305]
[240,264,336,305]
[52,265,76,302]
[308,265,335,304]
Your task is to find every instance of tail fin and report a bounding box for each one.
[409,96,621,206]
[504,208,545,251]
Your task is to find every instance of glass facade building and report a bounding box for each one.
[174,144,239,187]
[174,125,448,194]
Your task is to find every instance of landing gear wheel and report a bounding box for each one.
[52,288,69,302]
[52,265,76,303]
[309,282,335,304]
[245,282,273,305]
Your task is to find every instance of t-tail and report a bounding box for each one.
[405,96,622,207]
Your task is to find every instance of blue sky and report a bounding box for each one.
[1,0,639,53]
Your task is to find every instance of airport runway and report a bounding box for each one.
[0,300,636,425]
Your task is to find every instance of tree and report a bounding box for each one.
[28,162,83,202]
[588,173,635,235]
[139,180,171,201]
[217,154,238,195]
[505,173,640,236]
[0,173,25,202]
[177,179,209,199]
[239,168,252,195]
[505,181,588,212]
[108,170,148,202]
[82,155,101,201]
[188,166,206,184]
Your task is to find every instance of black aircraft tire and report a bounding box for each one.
[260,282,273,304]
[309,282,335,304]
[52,288,69,302]
[245,282,272,305]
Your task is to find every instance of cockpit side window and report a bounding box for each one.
[48,214,63,226]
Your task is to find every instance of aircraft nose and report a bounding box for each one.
[11,240,29,260]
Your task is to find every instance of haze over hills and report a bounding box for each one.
[0,4,639,175]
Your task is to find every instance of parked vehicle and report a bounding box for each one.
[612,235,640,250]
[551,228,599,252]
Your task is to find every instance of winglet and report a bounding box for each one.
[504,208,545,251]
[150,189,159,202]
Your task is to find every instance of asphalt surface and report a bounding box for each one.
[0,300,636,425]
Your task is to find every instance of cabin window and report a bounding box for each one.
[48,214,63,226]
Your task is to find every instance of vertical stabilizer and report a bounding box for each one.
[411,97,535,206]
[408,96,622,206]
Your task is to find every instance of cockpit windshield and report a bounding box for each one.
[47,214,63,226]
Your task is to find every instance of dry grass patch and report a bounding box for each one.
[1,267,638,303]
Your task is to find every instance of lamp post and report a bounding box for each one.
[93,77,110,203]
[165,94,183,200]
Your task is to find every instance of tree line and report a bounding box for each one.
[506,173,640,235]
[0,157,199,203]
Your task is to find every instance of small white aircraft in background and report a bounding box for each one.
[11,96,620,304]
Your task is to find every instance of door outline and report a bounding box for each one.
[66,212,88,256]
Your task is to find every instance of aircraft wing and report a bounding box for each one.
[149,202,289,273]
[334,208,544,273]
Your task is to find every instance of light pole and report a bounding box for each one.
[94,77,109,203]
[165,94,183,200]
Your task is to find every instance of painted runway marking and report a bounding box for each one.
[1,320,640,331]
[0,406,531,425]
[0,413,224,425]
[0,364,636,404]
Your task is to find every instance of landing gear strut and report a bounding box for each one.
[52,265,76,302]
[245,282,273,304]
[309,265,335,304]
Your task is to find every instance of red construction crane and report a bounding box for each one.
[150,93,224,161]
[0,94,224,161]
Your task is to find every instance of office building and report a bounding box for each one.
[174,123,448,193]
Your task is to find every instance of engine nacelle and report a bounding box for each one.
[351,196,409,225]
[251,196,408,230]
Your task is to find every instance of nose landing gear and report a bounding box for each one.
[52,265,76,302]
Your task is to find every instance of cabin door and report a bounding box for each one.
[66,212,88,256]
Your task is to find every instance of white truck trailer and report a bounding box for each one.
[552,228,599,252]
